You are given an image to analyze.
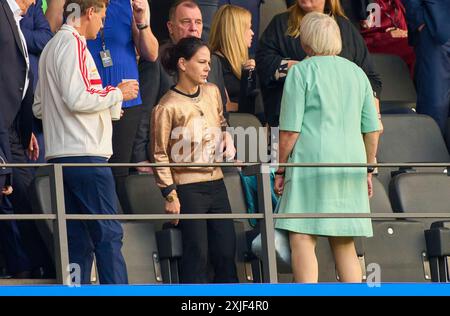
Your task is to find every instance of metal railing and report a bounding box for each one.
[1,162,450,285]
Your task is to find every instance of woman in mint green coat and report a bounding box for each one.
[274,12,381,283]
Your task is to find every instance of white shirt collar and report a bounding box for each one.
[6,0,23,19]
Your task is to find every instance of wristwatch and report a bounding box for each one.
[367,167,376,174]
[166,193,177,203]
[136,23,149,30]
[275,169,285,176]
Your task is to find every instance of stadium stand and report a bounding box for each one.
[365,177,432,282]
[228,113,267,163]
[125,172,256,283]
[371,54,417,114]
[389,173,450,228]
[377,114,450,191]
[31,172,163,284]
[259,0,288,40]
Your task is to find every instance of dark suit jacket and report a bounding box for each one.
[403,0,450,45]
[0,0,34,165]
[20,0,53,90]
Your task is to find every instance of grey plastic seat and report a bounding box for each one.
[371,54,416,113]
[370,176,393,214]
[125,172,255,283]
[228,113,268,163]
[259,0,288,37]
[32,172,162,284]
[377,114,450,191]
[389,173,450,282]
[389,173,450,227]
[364,220,431,282]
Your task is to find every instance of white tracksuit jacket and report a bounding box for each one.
[33,24,123,160]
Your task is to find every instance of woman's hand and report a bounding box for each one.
[165,195,181,226]
[222,132,236,161]
[243,59,256,70]
[274,174,285,196]
[367,173,374,198]
[386,27,408,38]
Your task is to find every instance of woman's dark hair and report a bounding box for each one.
[161,37,209,76]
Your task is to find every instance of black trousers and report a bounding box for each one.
[0,128,52,275]
[109,105,144,213]
[177,179,238,284]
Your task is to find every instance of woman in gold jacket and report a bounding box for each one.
[151,37,238,284]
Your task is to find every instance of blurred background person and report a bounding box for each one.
[133,0,227,174]
[209,4,264,120]
[152,37,238,283]
[274,12,381,283]
[218,0,264,55]
[403,0,450,136]
[86,0,159,212]
[44,0,64,32]
[0,0,46,279]
[348,0,415,77]
[256,0,382,128]
[34,0,140,284]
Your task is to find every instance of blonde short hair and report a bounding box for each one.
[299,12,342,56]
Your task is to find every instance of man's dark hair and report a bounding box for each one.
[168,0,199,21]
[63,0,109,19]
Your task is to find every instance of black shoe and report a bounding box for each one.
[31,266,55,279]
[12,270,32,279]
[0,267,12,279]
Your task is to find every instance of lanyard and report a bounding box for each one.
[100,27,107,51]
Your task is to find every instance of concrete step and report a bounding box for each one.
[0,279,57,285]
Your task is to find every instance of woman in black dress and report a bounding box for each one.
[256,0,382,127]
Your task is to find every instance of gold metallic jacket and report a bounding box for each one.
[150,83,228,191]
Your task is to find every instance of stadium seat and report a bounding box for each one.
[364,220,431,282]
[259,0,287,37]
[32,171,163,284]
[371,54,417,113]
[446,118,450,152]
[389,173,450,227]
[228,113,268,163]
[424,221,450,282]
[377,114,450,191]
[370,176,393,214]
[124,173,181,283]
[389,172,450,282]
[124,172,256,283]
[362,176,432,282]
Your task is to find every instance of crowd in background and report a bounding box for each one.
[0,0,449,284]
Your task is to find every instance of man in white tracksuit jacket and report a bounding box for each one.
[33,0,139,284]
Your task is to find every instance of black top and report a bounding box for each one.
[256,12,383,126]
[215,54,241,103]
[171,86,201,98]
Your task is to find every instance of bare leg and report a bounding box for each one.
[328,237,362,283]
[289,233,318,283]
